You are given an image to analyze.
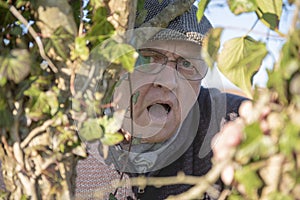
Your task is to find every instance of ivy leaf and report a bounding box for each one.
[235,122,263,163]
[235,166,263,198]
[79,118,103,141]
[228,0,257,15]
[0,49,31,84]
[218,36,267,98]
[100,132,124,146]
[196,0,210,22]
[24,89,59,120]
[255,0,282,31]
[0,98,13,128]
[279,122,300,155]
[101,41,137,72]
[202,28,223,68]
[71,36,89,61]
[86,7,115,44]
[44,27,74,61]
[267,69,288,105]
[135,9,148,27]
[99,110,126,134]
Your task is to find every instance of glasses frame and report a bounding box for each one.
[135,49,208,81]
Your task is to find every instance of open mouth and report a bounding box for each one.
[147,103,171,120]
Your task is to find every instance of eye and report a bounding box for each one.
[138,54,152,64]
[139,50,165,63]
[181,59,192,68]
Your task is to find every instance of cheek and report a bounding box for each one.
[190,81,201,96]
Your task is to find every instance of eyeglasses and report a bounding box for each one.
[135,49,208,81]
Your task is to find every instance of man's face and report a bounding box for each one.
[114,40,206,143]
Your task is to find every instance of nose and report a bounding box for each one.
[153,61,178,91]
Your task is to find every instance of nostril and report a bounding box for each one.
[153,83,162,88]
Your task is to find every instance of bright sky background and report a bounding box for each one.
[196,0,295,92]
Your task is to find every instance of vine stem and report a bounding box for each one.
[20,119,54,149]
[9,5,58,73]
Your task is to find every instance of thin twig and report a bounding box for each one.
[9,5,58,73]
[113,156,233,199]
[246,18,259,36]
[70,68,76,96]
[10,100,23,143]
[78,0,84,37]
[74,64,95,98]
[21,119,54,149]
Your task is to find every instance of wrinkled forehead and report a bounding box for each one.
[140,40,202,59]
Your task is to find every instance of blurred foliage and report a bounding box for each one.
[0,0,299,199]
[0,0,136,199]
[202,0,300,199]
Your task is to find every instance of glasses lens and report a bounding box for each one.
[176,57,207,80]
[136,50,167,74]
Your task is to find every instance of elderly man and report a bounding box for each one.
[75,0,247,199]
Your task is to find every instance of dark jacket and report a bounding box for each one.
[130,87,247,200]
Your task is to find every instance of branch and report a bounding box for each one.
[113,154,234,199]
[166,157,230,200]
[78,0,84,36]
[9,5,58,73]
[20,119,54,149]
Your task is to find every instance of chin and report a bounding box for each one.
[140,124,179,143]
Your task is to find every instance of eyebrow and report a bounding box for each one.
[140,48,203,61]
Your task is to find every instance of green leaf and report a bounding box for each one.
[90,0,104,9]
[101,132,124,146]
[16,0,27,8]
[71,36,90,61]
[228,0,257,15]
[136,0,147,27]
[101,41,137,72]
[236,122,277,164]
[267,69,288,105]
[109,193,118,200]
[132,91,140,105]
[217,36,267,98]
[99,110,126,133]
[197,0,210,22]
[86,7,115,44]
[279,122,300,155]
[235,166,263,198]
[0,98,13,128]
[235,122,263,163]
[0,49,31,84]
[79,118,103,141]
[255,0,282,30]
[25,91,59,120]
[202,28,223,68]
[0,77,7,87]
[268,192,294,200]
[135,9,148,27]
[45,27,74,60]
[10,26,23,36]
